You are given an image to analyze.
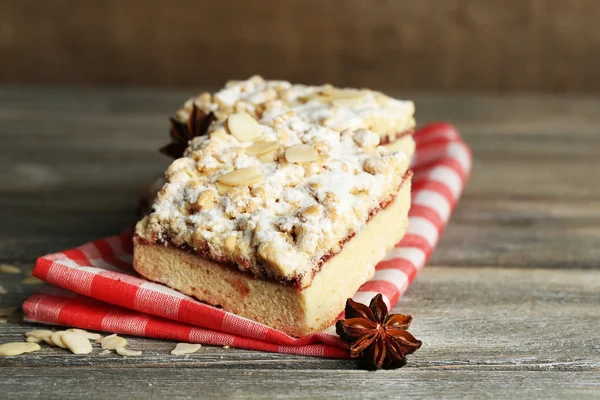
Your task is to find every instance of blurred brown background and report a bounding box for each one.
[1,0,599,92]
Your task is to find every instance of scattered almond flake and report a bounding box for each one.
[66,328,102,341]
[0,285,7,295]
[0,307,15,317]
[101,334,128,350]
[170,343,201,355]
[24,329,55,339]
[284,144,319,163]
[0,342,41,356]
[222,345,230,349]
[99,349,112,355]
[217,166,264,186]
[22,276,43,285]
[61,332,93,354]
[227,112,261,141]
[42,335,57,347]
[0,264,20,274]
[0,318,6,324]
[26,336,42,343]
[51,331,68,349]
[116,347,142,357]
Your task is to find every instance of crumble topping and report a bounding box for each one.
[177,75,415,139]
[136,76,414,288]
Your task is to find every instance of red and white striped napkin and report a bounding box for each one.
[23,122,471,359]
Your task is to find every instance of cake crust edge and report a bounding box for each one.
[133,174,412,337]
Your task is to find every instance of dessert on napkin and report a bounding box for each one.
[23,119,471,360]
[134,76,416,336]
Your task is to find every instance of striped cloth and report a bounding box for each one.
[23,122,471,359]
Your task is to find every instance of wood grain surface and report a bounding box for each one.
[1,88,599,398]
[1,0,600,92]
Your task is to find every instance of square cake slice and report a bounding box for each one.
[134,76,415,337]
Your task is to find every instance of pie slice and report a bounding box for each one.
[134,76,415,337]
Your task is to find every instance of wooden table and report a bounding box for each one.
[1,88,599,399]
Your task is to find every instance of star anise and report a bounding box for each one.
[336,294,422,370]
[160,104,216,159]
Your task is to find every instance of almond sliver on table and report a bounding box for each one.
[23,122,472,358]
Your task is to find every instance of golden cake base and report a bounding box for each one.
[133,177,411,337]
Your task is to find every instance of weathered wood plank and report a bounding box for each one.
[3,368,600,399]
[0,89,598,268]
[1,1,600,92]
[1,267,600,398]
[2,267,599,371]
[1,88,599,398]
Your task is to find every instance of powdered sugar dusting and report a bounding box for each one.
[137,76,414,287]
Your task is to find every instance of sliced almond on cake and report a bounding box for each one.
[227,112,261,141]
[285,144,318,163]
[246,140,279,156]
[217,166,264,186]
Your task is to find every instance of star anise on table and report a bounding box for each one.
[160,104,216,159]
[336,294,422,370]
